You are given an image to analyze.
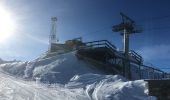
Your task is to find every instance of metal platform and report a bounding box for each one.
[77,40,143,77]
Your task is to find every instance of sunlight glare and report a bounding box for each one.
[0,6,16,43]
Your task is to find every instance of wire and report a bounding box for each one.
[79,26,112,37]
[73,14,170,38]
[137,15,170,22]
[160,68,170,69]
[79,25,170,38]
[145,26,170,31]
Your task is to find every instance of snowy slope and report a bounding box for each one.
[0,71,152,100]
[0,71,88,100]
[0,52,104,84]
[0,51,155,100]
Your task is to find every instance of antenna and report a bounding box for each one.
[49,17,58,44]
[49,17,59,52]
[112,12,142,79]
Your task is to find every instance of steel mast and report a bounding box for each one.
[112,12,142,79]
[49,17,58,52]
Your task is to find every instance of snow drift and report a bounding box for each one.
[0,52,104,84]
[67,74,149,100]
[0,51,153,100]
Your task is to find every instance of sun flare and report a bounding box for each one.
[0,6,16,43]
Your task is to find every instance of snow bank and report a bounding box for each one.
[66,74,149,100]
[0,62,26,78]
[0,51,153,100]
[0,52,104,84]
[0,72,152,100]
[0,73,89,100]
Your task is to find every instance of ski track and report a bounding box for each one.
[93,79,106,100]
[0,69,152,100]
[0,72,88,100]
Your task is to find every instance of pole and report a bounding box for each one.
[123,28,131,79]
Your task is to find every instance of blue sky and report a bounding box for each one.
[0,0,170,71]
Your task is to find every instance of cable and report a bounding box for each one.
[137,15,170,22]
[80,25,170,38]
[160,68,170,69]
[144,26,170,31]
[78,26,112,37]
[72,14,170,38]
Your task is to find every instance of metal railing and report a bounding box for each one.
[82,40,117,53]
[77,40,167,80]
[129,50,143,64]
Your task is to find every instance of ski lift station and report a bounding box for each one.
[48,13,170,100]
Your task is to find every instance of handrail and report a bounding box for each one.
[129,50,143,63]
[129,50,141,58]
[83,41,143,64]
[142,65,164,73]
[84,40,117,51]
[78,40,166,80]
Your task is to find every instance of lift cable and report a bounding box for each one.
[137,15,170,22]
[79,25,170,38]
[71,14,170,38]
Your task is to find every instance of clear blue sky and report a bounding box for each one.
[0,0,170,71]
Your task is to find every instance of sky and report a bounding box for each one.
[0,0,170,71]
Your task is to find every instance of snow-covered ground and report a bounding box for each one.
[0,52,105,84]
[0,51,156,100]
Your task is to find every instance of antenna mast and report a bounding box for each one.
[49,17,58,52]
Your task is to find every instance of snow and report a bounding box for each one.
[0,51,155,100]
[1,52,104,84]
[66,74,149,100]
[0,71,88,100]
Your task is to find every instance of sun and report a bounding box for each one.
[0,6,16,43]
